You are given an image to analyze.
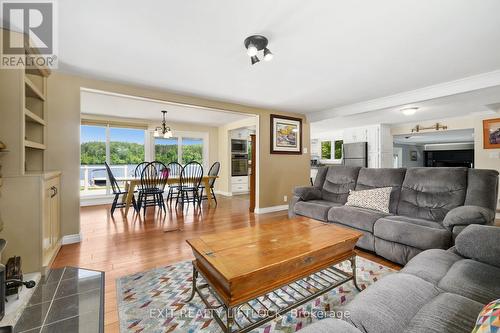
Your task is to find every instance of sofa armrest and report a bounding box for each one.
[443,205,495,230]
[293,186,322,201]
[455,224,500,268]
[298,318,362,333]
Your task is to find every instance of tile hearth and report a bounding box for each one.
[13,267,104,333]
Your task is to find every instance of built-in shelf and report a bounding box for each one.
[24,140,46,150]
[24,76,46,101]
[24,108,46,126]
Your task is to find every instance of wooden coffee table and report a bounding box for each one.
[185,217,363,333]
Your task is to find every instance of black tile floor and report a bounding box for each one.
[13,267,104,333]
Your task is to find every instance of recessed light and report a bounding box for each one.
[401,107,418,116]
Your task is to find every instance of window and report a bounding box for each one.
[321,141,331,160]
[334,140,343,159]
[181,137,203,164]
[80,125,107,196]
[80,124,146,197]
[155,137,178,165]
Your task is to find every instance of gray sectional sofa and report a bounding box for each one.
[289,166,499,264]
[300,224,500,333]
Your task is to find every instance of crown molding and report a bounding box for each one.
[308,70,500,122]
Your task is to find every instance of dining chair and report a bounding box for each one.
[176,161,203,207]
[105,162,137,216]
[199,161,220,206]
[137,161,169,216]
[166,161,183,203]
[134,161,149,178]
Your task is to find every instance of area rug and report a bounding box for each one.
[117,257,394,333]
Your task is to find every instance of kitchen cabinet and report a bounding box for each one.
[0,172,62,274]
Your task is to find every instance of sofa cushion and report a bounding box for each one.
[374,215,451,250]
[346,273,440,333]
[330,222,376,251]
[404,292,484,333]
[454,224,500,268]
[345,187,392,214]
[374,237,423,265]
[355,168,407,213]
[438,259,500,304]
[321,166,361,204]
[401,249,462,285]
[397,167,467,222]
[294,200,342,221]
[298,318,362,333]
[328,206,388,233]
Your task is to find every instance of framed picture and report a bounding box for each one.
[410,150,418,161]
[483,118,500,149]
[270,114,302,154]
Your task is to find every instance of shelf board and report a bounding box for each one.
[24,108,46,126]
[24,140,46,150]
[24,76,46,101]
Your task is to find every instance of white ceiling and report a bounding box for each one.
[311,85,500,135]
[80,90,254,126]
[394,129,474,145]
[57,0,500,113]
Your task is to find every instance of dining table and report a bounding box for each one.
[121,175,218,215]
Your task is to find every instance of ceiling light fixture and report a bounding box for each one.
[401,107,418,116]
[153,110,173,139]
[244,35,273,65]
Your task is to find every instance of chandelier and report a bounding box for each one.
[153,110,173,138]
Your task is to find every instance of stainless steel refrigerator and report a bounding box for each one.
[343,142,368,167]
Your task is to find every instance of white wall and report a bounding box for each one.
[394,144,424,167]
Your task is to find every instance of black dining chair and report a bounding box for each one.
[199,161,220,206]
[176,161,203,207]
[137,161,169,216]
[134,162,149,178]
[166,161,183,203]
[105,162,137,216]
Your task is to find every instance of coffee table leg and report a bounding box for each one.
[226,307,235,333]
[350,256,362,292]
[185,265,198,303]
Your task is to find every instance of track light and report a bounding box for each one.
[244,35,273,65]
[263,48,273,61]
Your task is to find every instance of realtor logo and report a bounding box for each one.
[1,0,57,69]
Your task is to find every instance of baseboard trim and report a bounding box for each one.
[80,196,113,207]
[214,190,232,197]
[62,234,81,245]
[254,204,288,214]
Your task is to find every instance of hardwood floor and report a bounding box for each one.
[52,195,401,333]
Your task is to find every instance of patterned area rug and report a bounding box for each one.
[117,257,394,333]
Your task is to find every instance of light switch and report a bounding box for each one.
[303,148,308,154]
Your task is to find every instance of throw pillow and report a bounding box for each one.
[472,298,500,333]
[345,187,392,214]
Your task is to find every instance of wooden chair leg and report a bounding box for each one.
[212,188,218,206]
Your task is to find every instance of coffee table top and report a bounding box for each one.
[186,216,362,281]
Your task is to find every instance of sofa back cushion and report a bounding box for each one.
[321,166,361,204]
[465,169,499,211]
[355,168,407,213]
[398,167,467,222]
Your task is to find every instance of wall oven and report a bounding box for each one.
[231,139,247,154]
[232,154,248,176]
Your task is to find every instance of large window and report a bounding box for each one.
[155,137,178,165]
[80,124,146,197]
[181,137,203,164]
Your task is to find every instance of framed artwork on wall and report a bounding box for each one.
[483,118,500,149]
[410,150,418,161]
[270,114,302,154]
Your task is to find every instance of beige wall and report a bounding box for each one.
[47,72,310,237]
[391,113,500,208]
